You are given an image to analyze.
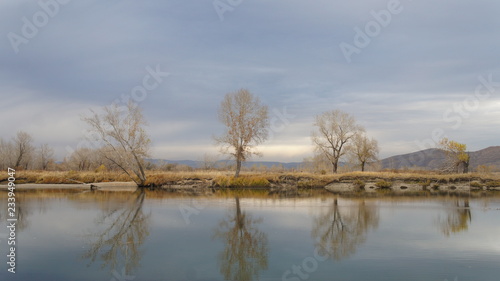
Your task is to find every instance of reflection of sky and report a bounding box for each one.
[0,194,499,281]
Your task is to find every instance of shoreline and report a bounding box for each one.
[2,174,499,197]
[0,182,138,192]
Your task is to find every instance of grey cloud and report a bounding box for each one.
[1,0,499,161]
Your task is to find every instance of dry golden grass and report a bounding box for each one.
[1,169,499,187]
[2,170,132,184]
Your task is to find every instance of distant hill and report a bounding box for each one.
[467,146,500,170]
[148,146,500,172]
[380,146,500,170]
[146,159,303,170]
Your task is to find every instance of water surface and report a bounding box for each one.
[0,189,499,281]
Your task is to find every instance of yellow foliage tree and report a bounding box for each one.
[438,138,470,173]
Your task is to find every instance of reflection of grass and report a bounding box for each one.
[216,189,272,198]
[375,188,393,195]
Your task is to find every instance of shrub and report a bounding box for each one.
[375,180,392,189]
[80,174,96,183]
[420,179,431,189]
[353,179,366,189]
[37,175,71,184]
[470,181,483,188]
[95,164,108,173]
[144,174,171,186]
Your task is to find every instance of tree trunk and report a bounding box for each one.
[15,155,22,168]
[131,152,147,187]
[137,176,146,187]
[235,159,241,177]
[462,159,469,174]
[136,165,147,187]
[361,161,366,172]
[332,160,338,174]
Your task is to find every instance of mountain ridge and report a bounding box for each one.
[148,146,500,171]
[380,146,500,170]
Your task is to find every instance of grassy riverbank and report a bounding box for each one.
[2,170,500,188]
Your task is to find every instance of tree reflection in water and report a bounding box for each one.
[0,192,48,232]
[311,198,379,260]
[213,197,268,281]
[438,199,472,236]
[83,189,150,275]
[7,195,30,231]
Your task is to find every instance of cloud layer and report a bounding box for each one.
[1,0,499,161]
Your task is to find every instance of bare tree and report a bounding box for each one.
[300,153,331,174]
[311,110,364,173]
[350,133,379,172]
[35,143,55,170]
[201,153,219,170]
[65,147,107,171]
[0,138,16,170]
[215,89,269,177]
[83,102,151,186]
[13,131,35,169]
[65,147,96,171]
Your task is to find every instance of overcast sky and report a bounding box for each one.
[1,0,499,162]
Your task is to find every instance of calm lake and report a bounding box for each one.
[0,189,499,281]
